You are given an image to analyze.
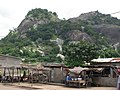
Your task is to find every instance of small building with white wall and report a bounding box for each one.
[0,54,22,67]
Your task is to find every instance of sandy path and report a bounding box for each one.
[0,83,116,90]
[0,84,26,90]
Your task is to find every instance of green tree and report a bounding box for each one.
[63,41,99,67]
[98,47,120,58]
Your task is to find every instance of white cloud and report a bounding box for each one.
[0,0,120,39]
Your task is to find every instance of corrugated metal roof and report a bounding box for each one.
[92,58,120,62]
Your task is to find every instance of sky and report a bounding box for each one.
[0,0,120,39]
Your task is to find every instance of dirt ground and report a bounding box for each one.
[0,83,116,90]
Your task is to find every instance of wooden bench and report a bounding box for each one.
[66,80,86,87]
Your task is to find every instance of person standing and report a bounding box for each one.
[65,73,72,86]
[117,71,120,90]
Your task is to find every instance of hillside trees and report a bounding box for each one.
[1,9,120,66]
[63,41,100,67]
[98,46,120,58]
[63,41,120,67]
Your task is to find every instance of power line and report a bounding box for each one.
[111,11,120,14]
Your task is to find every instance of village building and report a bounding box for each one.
[16,62,67,83]
[0,54,22,67]
[0,54,119,87]
[64,58,120,87]
[88,58,120,87]
[42,63,67,83]
[0,54,22,82]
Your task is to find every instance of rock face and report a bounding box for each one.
[69,11,98,22]
[69,11,120,46]
[93,24,120,44]
[9,10,120,45]
[12,10,120,46]
[1,8,120,62]
[17,18,46,33]
[66,30,92,42]
[17,8,60,38]
[78,11,98,20]
[2,9,120,45]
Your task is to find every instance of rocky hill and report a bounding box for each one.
[17,8,60,38]
[0,8,120,64]
[69,11,120,46]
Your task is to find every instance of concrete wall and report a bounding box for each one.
[54,68,65,83]
[49,67,65,83]
[0,55,22,67]
[92,77,117,87]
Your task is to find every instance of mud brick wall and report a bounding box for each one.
[92,77,117,87]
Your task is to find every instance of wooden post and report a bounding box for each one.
[31,69,33,86]
[19,68,22,84]
[16,68,19,83]
[110,67,113,78]
[28,68,29,83]
[12,68,14,83]
[7,68,11,83]
[2,67,6,83]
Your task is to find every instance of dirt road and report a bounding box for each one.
[0,83,116,90]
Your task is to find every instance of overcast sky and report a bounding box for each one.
[0,0,120,39]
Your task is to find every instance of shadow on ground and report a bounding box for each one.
[2,83,42,90]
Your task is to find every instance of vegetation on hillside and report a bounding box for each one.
[0,9,120,67]
[26,8,59,22]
